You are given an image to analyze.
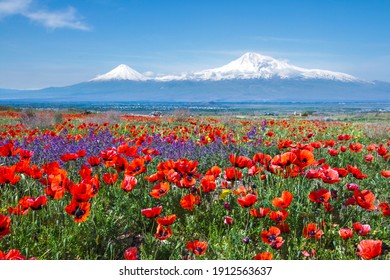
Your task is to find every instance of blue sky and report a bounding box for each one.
[0,0,389,89]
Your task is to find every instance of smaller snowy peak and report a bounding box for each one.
[90,64,147,81]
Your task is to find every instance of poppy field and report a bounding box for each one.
[0,110,389,260]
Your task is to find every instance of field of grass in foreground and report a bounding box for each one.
[0,109,389,260]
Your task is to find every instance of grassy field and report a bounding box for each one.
[0,109,389,260]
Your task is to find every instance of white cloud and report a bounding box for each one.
[0,0,90,30]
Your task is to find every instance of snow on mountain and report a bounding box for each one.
[187,52,359,82]
[88,52,360,83]
[90,64,148,81]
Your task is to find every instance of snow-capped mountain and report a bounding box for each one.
[178,52,359,82]
[90,64,147,81]
[1,51,389,103]
[88,52,360,83]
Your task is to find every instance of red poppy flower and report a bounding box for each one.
[237,194,257,208]
[320,168,341,184]
[200,175,216,193]
[223,167,242,181]
[303,223,324,240]
[60,152,79,162]
[121,174,137,192]
[87,156,101,167]
[346,183,359,191]
[124,247,138,260]
[334,167,349,177]
[0,249,26,260]
[309,188,331,204]
[252,153,272,165]
[0,165,21,185]
[154,224,172,240]
[229,154,252,168]
[378,202,390,216]
[272,191,293,209]
[150,181,170,198]
[249,207,270,218]
[327,148,339,156]
[126,158,146,176]
[65,200,91,223]
[271,152,297,167]
[349,143,364,153]
[43,171,70,200]
[339,228,353,240]
[0,214,11,239]
[103,173,118,185]
[291,149,315,169]
[354,190,376,210]
[186,240,208,256]
[0,142,20,157]
[357,240,382,260]
[180,194,200,210]
[253,252,273,260]
[156,214,177,226]
[269,210,289,223]
[380,170,390,178]
[261,226,281,244]
[353,222,371,236]
[347,165,367,180]
[26,196,48,210]
[141,206,162,218]
[224,216,234,225]
[205,166,222,177]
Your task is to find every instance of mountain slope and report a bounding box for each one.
[90,64,147,81]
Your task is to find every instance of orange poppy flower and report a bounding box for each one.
[237,194,257,208]
[126,158,146,176]
[333,167,349,177]
[261,226,281,244]
[121,174,137,192]
[349,143,364,153]
[154,224,172,240]
[291,149,315,169]
[380,170,390,178]
[252,153,272,165]
[150,181,170,198]
[354,190,376,211]
[180,194,200,210]
[272,191,293,209]
[261,226,284,249]
[303,223,324,240]
[339,228,353,240]
[250,207,270,218]
[253,252,273,260]
[205,166,222,177]
[186,240,208,256]
[271,152,297,167]
[65,200,91,223]
[200,175,216,193]
[156,214,177,226]
[124,247,138,260]
[269,210,289,223]
[357,240,382,260]
[43,171,71,200]
[0,214,11,239]
[141,206,162,218]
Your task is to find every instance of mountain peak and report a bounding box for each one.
[90,64,147,81]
